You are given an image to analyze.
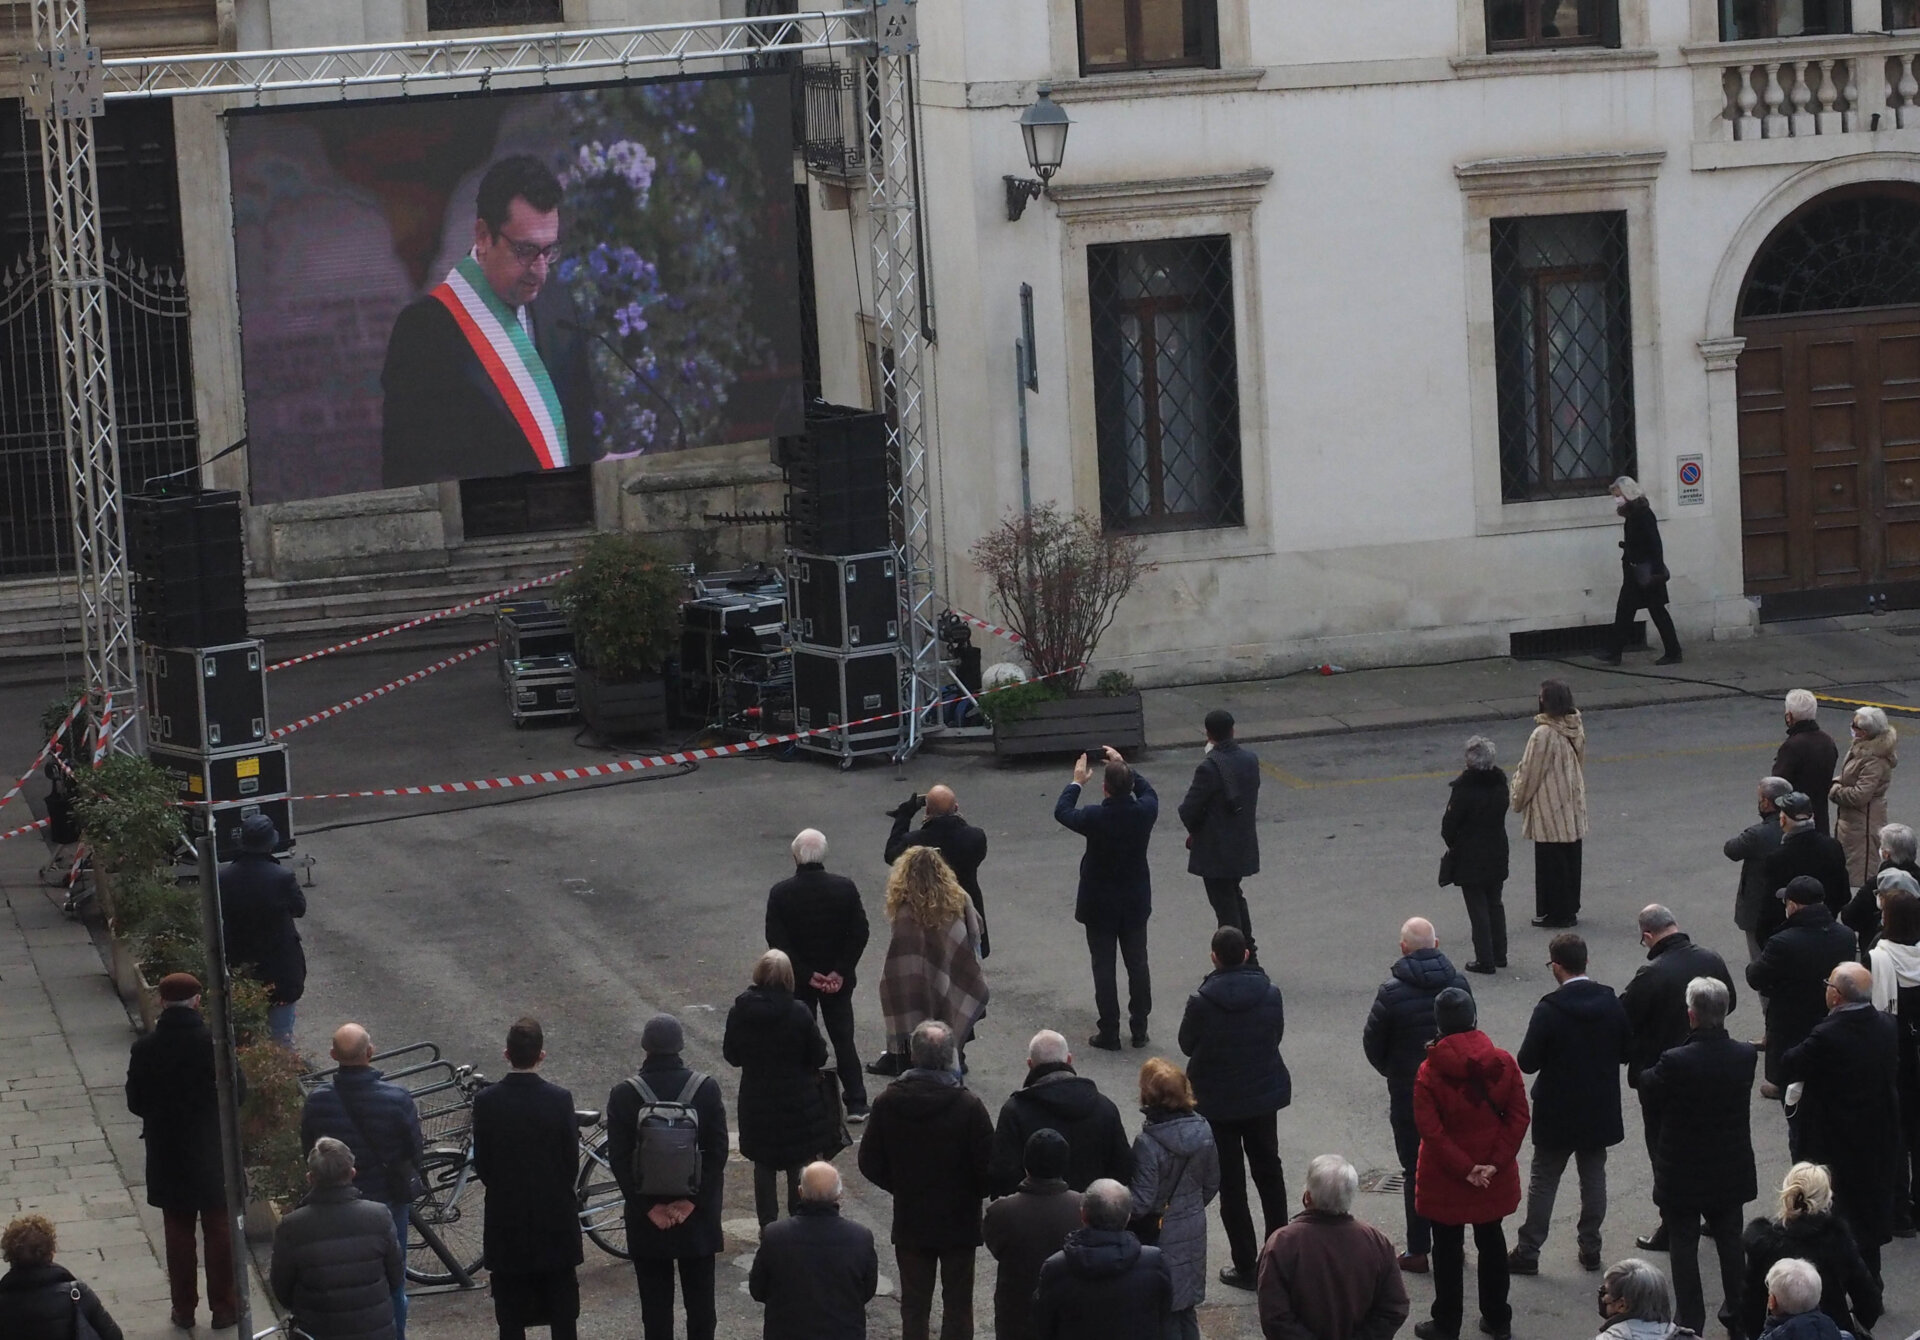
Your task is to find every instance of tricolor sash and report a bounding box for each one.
[431,254,570,469]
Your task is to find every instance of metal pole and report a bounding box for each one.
[197,837,253,1338]
[1016,338,1031,519]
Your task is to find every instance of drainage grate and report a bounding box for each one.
[1357,1168,1406,1195]
[1510,621,1644,660]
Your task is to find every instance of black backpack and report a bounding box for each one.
[626,1072,706,1198]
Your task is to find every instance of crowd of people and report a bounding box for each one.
[1,693,1916,1340]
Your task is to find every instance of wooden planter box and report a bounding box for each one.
[575,665,668,740]
[993,692,1146,759]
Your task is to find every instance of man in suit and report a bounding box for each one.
[1724,777,1793,965]
[381,155,598,487]
[1747,876,1857,1101]
[1773,690,1840,836]
[1779,961,1902,1283]
[1760,793,1851,942]
[886,785,990,955]
[1177,708,1262,958]
[219,812,306,1046]
[766,828,871,1116]
[1507,933,1631,1275]
[1054,749,1159,1051]
[471,1018,584,1340]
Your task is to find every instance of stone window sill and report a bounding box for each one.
[1451,46,1658,77]
[1048,67,1266,102]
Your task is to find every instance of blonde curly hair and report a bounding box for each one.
[884,845,970,930]
[1776,1162,1833,1222]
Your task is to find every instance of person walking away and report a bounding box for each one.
[1778,962,1900,1283]
[1127,1058,1221,1340]
[1056,748,1159,1050]
[1867,884,1920,1236]
[1411,988,1528,1340]
[1178,925,1290,1292]
[874,847,988,1075]
[1510,679,1587,928]
[1759,796,1851,945]
[1597,476,1680,664]
[470,1017,582,1340]
[125,972,239,1330]
[218,812,306,1046]
[1830,707,1898,889]
[299,1023,423,1340]
[1032,1180,1172,1340]
[1620,905,1737,1250]
[886,785,990,957]
[1747,878,1857,1104]
[1509,934,1631,1276]
[723,949,832,1227]
[1441,736,1510,974]
[1635,978,1756,1339]
[605,1014,729,1340]
[1755,1259,1847,1340]
[983,1131,1084,1340]
[1726,779,1793,966]
[748,1162,879,1340]
[1739,1164,1880,1340]
[988,1030,1132,1197]
[1362,916,1470,1273]
[766,827,871,1117]
[1773,692,1840,837]
[1177,708,1262,957]
[858,1020,993,1340]
[1254,1154,1409,1340]
[271,1138,403,1340]
[0,1214,124,1340]
[1592,1258,1688,1340]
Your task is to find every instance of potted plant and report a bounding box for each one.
[72,752,184,927]
[968,503,1155,759]
[559,533,684,739]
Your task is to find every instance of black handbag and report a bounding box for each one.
[1438,850,1458,887]
[815,1069,851,1158]
[67,1283,104,1340]
[1630,559,1669,588]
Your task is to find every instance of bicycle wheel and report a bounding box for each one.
[576,1132,629,1260]
[407,1150,487,1285]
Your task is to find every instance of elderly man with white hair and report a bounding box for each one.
[765,827,872,1118]
[1032,1179,1171,1340]
[1255,1155,1410,1340]
[1757,1259,1846,1340]
[1725,777,1795,964]
[747,1161,878,1340]
[1773,691,1839,836]
[988,1030,1132,1197]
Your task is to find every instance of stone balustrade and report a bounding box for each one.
[1709,36,1920,141]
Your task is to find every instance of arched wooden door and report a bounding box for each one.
[1736,185,1920,619]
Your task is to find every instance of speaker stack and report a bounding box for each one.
[778,404,902,766]
[126,491,294,859]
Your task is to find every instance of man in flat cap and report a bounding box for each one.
[1746,875,1858,1103]
[126,974,240,1330]
[1759,792,1850,944]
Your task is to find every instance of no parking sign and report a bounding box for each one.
[1676,454,1705,506]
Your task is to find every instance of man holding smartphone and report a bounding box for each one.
[1054,747,1160,1050]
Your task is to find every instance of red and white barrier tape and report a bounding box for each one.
[0,816,49,844]
[266,569,570,673]
[90,694,113,768]
[290,663,1087,802]
[0,694,85,814]
[952,610,1025,646]
[272,641,498,739]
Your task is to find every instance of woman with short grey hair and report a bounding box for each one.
[1594,1257,1687,1340]
[1831,707,1898,887]
[1442,736,1511,972]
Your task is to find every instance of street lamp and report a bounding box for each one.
[1005,86,1071,222]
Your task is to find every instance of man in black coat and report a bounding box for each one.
[1176,709,1262,956]
[1177,925,1290,1291]
[748,1161,879,1340]
[858,1021,994,1340]
[1779,961,1902,1282]
[1032,1180,1172,1340]
[125,972,238,1330]
[1620,904,1736,1250]
[988,1030,1132,1196]
[1747,877,1858,1094]
[767,828,871,1116]
[1760,794,1852,942]
[471,1018,583,1340]
[1361,916,1469,1272]
[1055,749,1159,1050]
[984,1131,1085,1340]
[1508,934,1631,1275]
[219,811,307,1046]
[1773,691,1840,835]
[606,1014,729,1340]
[886,784,990,955]
[1635,976,1757,1339]
[270,1137,404,1340]
[1725,777,1793,965]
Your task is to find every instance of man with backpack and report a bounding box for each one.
[606,1013,729,1340]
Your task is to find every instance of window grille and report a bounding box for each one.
[1739,189,1920,319]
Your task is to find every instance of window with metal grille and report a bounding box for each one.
[1076,0,1220,74]
[1718,0,1850,40]
[1739,188,1920,318]
[1088,236,1243,532]
[1492,212,1636,502]
[427,0,563,31]
[1485,0,1618,49]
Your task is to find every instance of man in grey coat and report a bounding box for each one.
[1177,709,1262,958]
[984,1131,1085,1340]
[1725,777,1792,964]
[271,1138,403,1340]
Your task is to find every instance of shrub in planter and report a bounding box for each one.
[73,754,184,876]
[559,533,683,681]
[238,1037,309,1209]
[973,679,1066,726]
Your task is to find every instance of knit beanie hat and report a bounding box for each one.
[1434,987,1478,1037]
[640,1013,684,1055]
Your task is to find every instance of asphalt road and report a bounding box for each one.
[6,634,1916,1340]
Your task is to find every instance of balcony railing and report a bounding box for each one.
[1699,32,1920,142]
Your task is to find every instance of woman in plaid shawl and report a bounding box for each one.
[878,846,989,1064]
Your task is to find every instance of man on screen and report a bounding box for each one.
[381,154,598,487]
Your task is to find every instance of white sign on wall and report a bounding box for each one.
[1676,454,1705,506]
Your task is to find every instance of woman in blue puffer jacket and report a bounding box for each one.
[1128,1058,1220,1340]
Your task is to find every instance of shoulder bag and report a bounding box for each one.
[1127,1131,1192,1247]
[67,1282,104,1340]
[815,1068,852,1158]
[333,1082,425,1204]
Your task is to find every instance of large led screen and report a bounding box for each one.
[226,72,803,503]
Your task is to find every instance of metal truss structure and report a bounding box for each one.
[22,0,942,760]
